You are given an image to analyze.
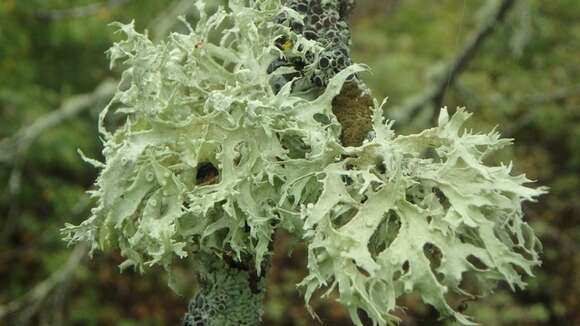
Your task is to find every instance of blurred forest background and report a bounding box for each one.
[1,0,578,325]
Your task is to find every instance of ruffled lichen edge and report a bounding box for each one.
[61,1,547,325]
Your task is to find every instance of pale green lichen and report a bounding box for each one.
[298,106,547,325]
[183,253,266,326]
[62,1,547,325]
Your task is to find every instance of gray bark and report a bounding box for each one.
[182,253,266,326]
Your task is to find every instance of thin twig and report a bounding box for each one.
[504,83,580,137]
[1,1,200,166]
[34,0,132,20]
[0,194,92,322]
[148,0,198,42]
[522,83,580,106]
[2,0,204,166]
[0,243,89,322]
[394,0,516,124]
[0,80,117,164]
[0,3,201,322]
[1,164,23,242]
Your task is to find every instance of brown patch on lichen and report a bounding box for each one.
[332,81,373,146]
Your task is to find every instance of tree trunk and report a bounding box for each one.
[182,1,371,324]
[182,253,266,326]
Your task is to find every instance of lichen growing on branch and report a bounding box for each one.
[182,253,266,326]
[272,0,355,89]
[62,0,547,325]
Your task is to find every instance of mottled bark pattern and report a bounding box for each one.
[275,0,355,87]
[182,253,266,326]
[281,0,373,146]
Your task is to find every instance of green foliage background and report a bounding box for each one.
[1,0,578,325]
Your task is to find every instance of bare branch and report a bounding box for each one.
[148,0,198,42]
[0,165,23,242]
[394,0,516,124]
[0,2,211,322]
[0,80,117,164]
[0,243,89,322]
[1,0,211,166]
[501,83,580,137]
[522,83,580,106]
[34,0,132,20]
[0,194,92,321]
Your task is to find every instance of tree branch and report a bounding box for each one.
[0,243,88,322]
[522,83,580,105]
[0,79,117,164]
[395,0,516,124]
[0,194,91,322]
[182,1,367,324]
[34,0,132,20]
[148,0,197,42]
[0,0,197,165]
